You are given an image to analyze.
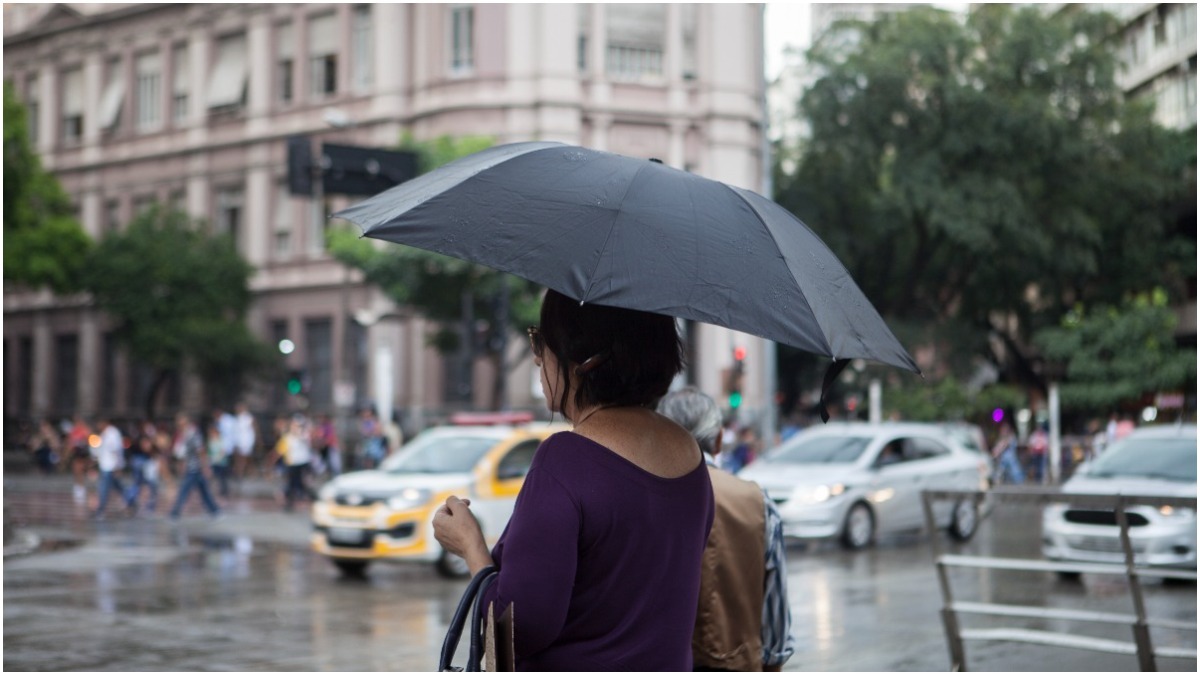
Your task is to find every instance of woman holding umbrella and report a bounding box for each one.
[433,289,714,670]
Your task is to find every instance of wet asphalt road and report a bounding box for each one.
[4,474,1196,672]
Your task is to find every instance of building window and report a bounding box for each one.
[25,75,39,145]
[450,5,474,73]
[277,22,294,104]
[274,183,292,259]
[101,332,117,414]
[172,44,189,124]
[54,333,79,414]
[605,5,665,81]
[60,67,84,144]
[127,359,153,412]
[308,13,338,99]
[133,194,157,220]
[105,198,122,233]
[309,196,332,255]
[135,51,162,132]
[17,336,32,417]
[305,318,333,410]
[270,319,289,411]
[352,5,373,92]
[169,189,187,216]
[99,57,125,134]
[207,33,248,111]
[215,186,244,249]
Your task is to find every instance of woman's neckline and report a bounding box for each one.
[562,430,706,482]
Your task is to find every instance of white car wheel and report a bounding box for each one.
[436,549,472,578]
[841,502,875,550]
[949,499,979,541]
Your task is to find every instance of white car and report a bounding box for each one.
[740,422,990,549]
[1042,424,1197,573]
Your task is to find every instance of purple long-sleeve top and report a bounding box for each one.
[482,431,714,671]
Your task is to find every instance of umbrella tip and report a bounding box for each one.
[649,158,663,164]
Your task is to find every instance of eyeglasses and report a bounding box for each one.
[526,326,544,358]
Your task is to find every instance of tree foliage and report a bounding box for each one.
[81,206,277,418]
[3,80,92,293]
[328,134,544,408]
[775,5,1196,412]
[1034,289,1196,412]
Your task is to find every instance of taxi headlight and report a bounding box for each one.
[387,488,432,511]
[1158,505,1195,520]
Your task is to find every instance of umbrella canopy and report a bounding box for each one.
[334,141,919,417]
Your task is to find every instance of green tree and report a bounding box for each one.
[82,206,277,419]
[775,5,1196,405]
[328,134,543,409]
[3,80,92,293]
[1034,290,1196,414]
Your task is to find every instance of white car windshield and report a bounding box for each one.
[1086,436,1197,483]
[381,434,500,474]
[767,435,873,464]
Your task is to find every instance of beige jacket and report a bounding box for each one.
[693,467,767,671]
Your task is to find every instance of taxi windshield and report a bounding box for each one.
[766,435,873,465]
[381,433,501,474]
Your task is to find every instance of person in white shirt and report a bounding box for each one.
[282,415,316,512]
[91,418,131,519]
[233,402,257,479]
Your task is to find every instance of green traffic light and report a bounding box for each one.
[288,379,302,395]
[729,392,742,409]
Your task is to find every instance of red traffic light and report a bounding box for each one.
[733,346,746,361]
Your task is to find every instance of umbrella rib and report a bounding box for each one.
[579,161,652,304]
[719,183,833,356]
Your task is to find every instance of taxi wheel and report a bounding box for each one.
[436,550,472,579]
[333,559,370,577]
[948,499,979,542]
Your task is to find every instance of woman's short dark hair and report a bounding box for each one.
[539,289,684,417]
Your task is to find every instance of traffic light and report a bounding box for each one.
[729,346,746,409]
[287,369,305,395]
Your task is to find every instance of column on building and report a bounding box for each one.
[246,10,272,125]
[36,63,56,156]
[78,312,99,416]
[535,3,583,143]
[31,311,51,418]
[371,3,407,116]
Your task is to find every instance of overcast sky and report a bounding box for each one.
[765,3,812,80]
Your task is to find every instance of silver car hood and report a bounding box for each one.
[739,462,867,493]
[1062,474,1197,499]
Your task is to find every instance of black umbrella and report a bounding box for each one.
[333,141,919,420]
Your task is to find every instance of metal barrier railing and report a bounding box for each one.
[921,487,1197,672]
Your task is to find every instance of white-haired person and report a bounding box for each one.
[658,387,795,672]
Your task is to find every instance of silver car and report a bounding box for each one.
[1042,424,1197,573]
[740,422,991,549]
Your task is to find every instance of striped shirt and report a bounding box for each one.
[704,453,795,667]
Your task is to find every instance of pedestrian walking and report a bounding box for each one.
[213,407,237,497]
[282,415,316,512]
[313,413,342,477]
[358,407,385,469]
[169,413,220,519]
[233,402,257,480]
[30,419,61,475]
[206,423,232,499]
[91,417,131,519]
[124,433,159,513]
[66,414,92,504]
[658,387,795,671]
[1028,424,1049,484]
[991,422,1024,485]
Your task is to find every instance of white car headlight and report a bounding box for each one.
[387,488,432,511]
[794,483,846,505]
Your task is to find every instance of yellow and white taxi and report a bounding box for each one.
[311,421,566,577]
